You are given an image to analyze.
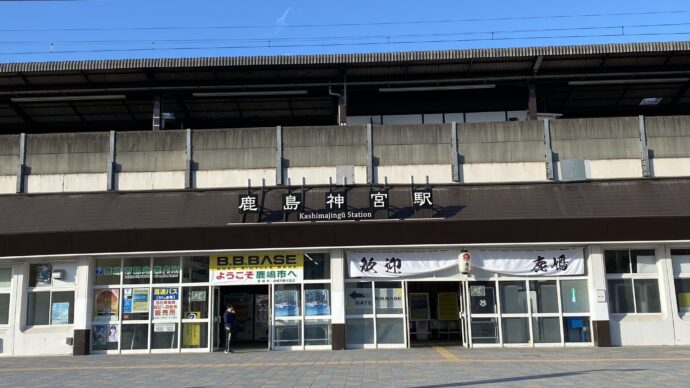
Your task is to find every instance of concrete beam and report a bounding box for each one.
[107,130,116,191]
[639,115,651,177]
[543,119,555,180]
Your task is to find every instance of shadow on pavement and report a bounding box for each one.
[411,369,646,387]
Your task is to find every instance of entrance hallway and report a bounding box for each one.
[1,347,688,387]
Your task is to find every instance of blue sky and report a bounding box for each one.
[1,0,689,63]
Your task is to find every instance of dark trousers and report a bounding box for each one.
[225,329,233,351]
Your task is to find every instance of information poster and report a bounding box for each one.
[183,324,200,346]
[93,325,107,346]
[437,292,459,321]
[51,302,69,325]
[305,289,330,316]
[94,289,119,321]
[108,324,118,342]
[35,264,52,286]
[152,288,180,321]
[123,288,149,314]
[274,290,299,317]
[408,293,430,321]
[210,253,303,285]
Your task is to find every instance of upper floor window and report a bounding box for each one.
[26,263,75,326]
[605,250,661,314]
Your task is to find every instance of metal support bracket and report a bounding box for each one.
[276,125,284,186]
[185,128,193,189]
[16,133,26,193]
[543,119,555,180]
[107,130,116,191]
[451,121,460,182]
[639,115,652,177]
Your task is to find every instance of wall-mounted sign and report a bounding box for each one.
[238,194,259,213]
[347,250,459,278]
[282,192,303,212]
[412,190,433,209]
[210,253,304,285]
[469,248,584,276]
[369,191,389,211]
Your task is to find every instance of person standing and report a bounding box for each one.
[223,304,237,354]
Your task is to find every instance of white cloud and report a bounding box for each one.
[276,7,292,26]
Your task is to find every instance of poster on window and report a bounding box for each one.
[123,288,149,314]
[93,325,107,346]
[94,289,119,321]
[35,264,52,286]
[408,293,430,321]
[210,253,303,285]
[347,250,459,278]
[108,324,118,342]
[469,248,585,276]
[305,289,330,316]
[152,288,180,321]
[437,292,459,321]
[51,302,70,325]
[274,290,299,317]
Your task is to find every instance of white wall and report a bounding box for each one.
[375,164,451,184]
[195,169,276,189]
[117,171,185,191]
[462,162,546,183]
[0,175,16,194]
[588,159,642,180]
[25,173,107,193]
[650,157,690,177]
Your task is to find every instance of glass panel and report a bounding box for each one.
[182,286,208,319]
[563,316,591,343]
[304,253,330,280]
[376,318,405,344]
[672,253,690,275]
[533,317,561,343]
[51,291,74,325]
[92,324,119,351]
[529,281,558,314]
[93,288,120,322]
[0,294,9,324]
[607,279,634,314]
[182,256,209,283]
[375,282,403,314]
[27,291,50,325]
[305,284,330,316]
[605,250,630,274]
[274,319,301,346]
[346,318,374,345]
[631,250,657,274]
[304,319,331,345]
[676,278,690,314]
[469,281,496,314]
[182,322,208,348]
[151,323,178,349]
[499,281,528,314]
[471,317,499,344]
[634,279,661,313]
[274,284,300,317]
[501,317,530,344]
[152,257,180,284]
[560,280,589,313]
[123,257,151,285]
[345,283,373,315]
[0,268,12,288]
[94,258,121,286]
[121,324,149,350]
[122,288,150,320]
[29,263,53,287]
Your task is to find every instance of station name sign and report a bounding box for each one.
[237,187,435,222]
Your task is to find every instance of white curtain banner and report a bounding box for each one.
[469,248,585,276]
[348,250,459,278]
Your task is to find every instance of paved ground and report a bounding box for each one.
[0,346,689,387]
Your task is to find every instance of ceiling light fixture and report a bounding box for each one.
[10,95,127,103]
[192,90,308,97]
[568,78,689,86]
[378,84,496,92]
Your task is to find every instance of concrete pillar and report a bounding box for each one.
[152,95,163,131]
[73,257,92,355]
[587,245,611,346]
[527,83,538,120]
[330,249,345,350]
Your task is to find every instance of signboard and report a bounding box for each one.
[94,289,119,321]
[183,323,200,346]
[154,323,176,333]
[123,288,149,314]
[210,253,303,285]
[152,287,180,321]
[348,250,459,278]
[408,293,430,321]
[470,249,585,276]
[345,287,373,314]
[438,292,459,321]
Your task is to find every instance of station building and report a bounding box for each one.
[1,41,690,356]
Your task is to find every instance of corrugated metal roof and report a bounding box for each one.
[1,41,690,74]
